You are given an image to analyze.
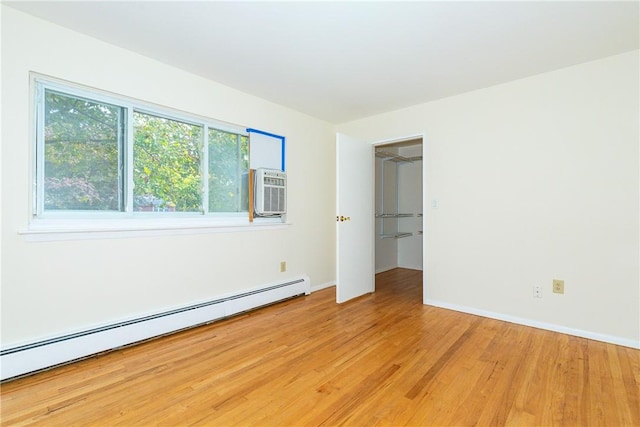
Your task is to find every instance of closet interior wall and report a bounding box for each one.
[397,144,423,270]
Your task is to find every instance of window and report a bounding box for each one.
[43,90,125,212]
[35,78,251,219]
[133,112,203,212]
[208,129,249,213]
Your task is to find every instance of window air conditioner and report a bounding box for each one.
[254,168,286,216]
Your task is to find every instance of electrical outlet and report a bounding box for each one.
[533,285,542,298]
[280,261,286,272]
[553,279,564,294]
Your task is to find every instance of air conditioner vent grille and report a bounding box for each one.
[255,169,286,215]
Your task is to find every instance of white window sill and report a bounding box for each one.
[19,216,289,242]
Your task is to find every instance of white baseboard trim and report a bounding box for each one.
[396,265,423,271]
[310,281,335,293]
[424,299,640,349]
[375,265,397,274]
[1,276,311,381]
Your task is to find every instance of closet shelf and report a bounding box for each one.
[375,151,422,163]
[380,232,413,240]
[375,213,414,218]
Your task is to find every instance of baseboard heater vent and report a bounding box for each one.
[1,276,310,381]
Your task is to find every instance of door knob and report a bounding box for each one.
[336,215,351,222]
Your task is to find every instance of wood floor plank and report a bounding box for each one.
[1,268,638,426]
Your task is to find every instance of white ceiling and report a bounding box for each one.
[6,1,639,124]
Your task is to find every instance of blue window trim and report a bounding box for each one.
[246,128,286,171]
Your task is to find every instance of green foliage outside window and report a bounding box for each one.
[44,91,123,211]
[133,113,202,212]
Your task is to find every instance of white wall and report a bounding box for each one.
[1,7,336,347]
[397,145,423,270]
[374,152,398,272]
[339,51,640,346]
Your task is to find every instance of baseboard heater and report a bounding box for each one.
[0,276,310,381]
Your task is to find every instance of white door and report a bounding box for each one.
[336,133,374,303]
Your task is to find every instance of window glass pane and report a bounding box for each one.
[133,112,203,212]
[43,90,123,211]
[208,129,249,212]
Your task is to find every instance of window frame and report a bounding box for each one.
[26,75,286,240]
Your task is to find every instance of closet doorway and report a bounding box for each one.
[374,138,423,294]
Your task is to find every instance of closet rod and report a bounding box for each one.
[375,151,422,163]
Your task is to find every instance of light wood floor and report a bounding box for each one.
[1,268,639,426]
